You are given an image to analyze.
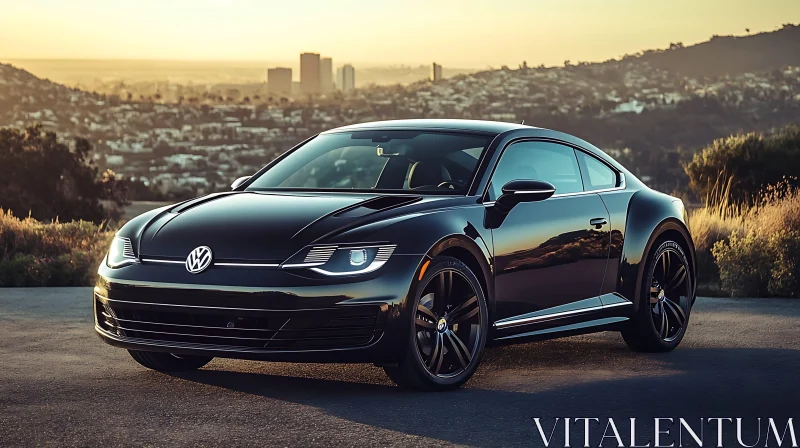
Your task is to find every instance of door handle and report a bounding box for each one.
[590,218,608,229]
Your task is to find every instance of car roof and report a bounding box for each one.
[324,119,534,135]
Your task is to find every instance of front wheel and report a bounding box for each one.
[384,256,488,391]
[128,350,213,372]
[622,240,693,352]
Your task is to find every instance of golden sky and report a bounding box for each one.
[1,0,798,67]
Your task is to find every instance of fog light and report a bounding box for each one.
[349,249,367,266]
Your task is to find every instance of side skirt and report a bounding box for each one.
[488,293,632,345]
[489,316,628,346]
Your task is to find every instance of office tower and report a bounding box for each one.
[337,64,355,92]
[320,57,333,93]
[267,67,292,95]
[431,62,443,81]
[300,52,321,95]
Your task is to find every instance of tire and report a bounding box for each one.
[622,240,693,352]
[128,350,213,372]
[384,256,488,391]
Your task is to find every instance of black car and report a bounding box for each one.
[96,119,696,391]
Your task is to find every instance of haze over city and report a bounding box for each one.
[1,0,797,67]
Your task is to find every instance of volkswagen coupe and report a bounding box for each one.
[95,119,696,391]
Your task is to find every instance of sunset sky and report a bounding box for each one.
[1,0,798,67]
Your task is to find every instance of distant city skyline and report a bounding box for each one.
[337,64,355,93]
[299,52,321,94]
[0,0,797,67]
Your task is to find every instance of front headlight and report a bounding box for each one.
[283,244,396,276]
[106,236,138,268]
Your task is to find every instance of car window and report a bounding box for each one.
[487,141,583,200]
[577,151,618,191]
[247,132,491,194]
[279,145,387,189]
[402,146,483,188]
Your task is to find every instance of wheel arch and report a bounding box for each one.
[624,218,697,313]
[618,189,696,313]
[425,235,494,319]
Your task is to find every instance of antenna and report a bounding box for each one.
[520,120,525,125]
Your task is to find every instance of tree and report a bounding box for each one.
[0,125,127,223]
[684,124,800,205]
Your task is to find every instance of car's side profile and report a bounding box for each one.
[95,119,696,391]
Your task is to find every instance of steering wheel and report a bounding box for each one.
[437,180,467,190]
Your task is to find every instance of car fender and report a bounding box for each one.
[618,189,695,312]
[329,205,494,309]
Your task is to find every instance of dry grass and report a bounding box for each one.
[689,179,800,297]
[0,209,114,286]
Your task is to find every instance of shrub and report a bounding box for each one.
[687,179,746,289]
[0,126,128,224]
[768,230,800,297]
[712,231,774,297]
[0,209,113,286]
[684,124,800,205]
[706,184,800,297]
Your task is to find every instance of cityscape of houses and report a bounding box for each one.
[1,42,799,197]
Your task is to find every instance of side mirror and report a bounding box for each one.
[231,176,251,190]
[495,179,556,213]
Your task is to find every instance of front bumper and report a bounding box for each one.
[94,255,423,363]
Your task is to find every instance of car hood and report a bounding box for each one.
[137,191,421,261]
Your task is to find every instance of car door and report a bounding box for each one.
[487,140,611,321]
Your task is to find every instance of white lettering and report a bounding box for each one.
[678,418,703,447]
[707,418,732,448]
[600,418,624,447]
[631,418,652,448]
[736,418,760,448]
[766,418,797,447]
[575,418,600,448]
[566,418,571,448]
[533,418,560,448]
[655,418,675,448]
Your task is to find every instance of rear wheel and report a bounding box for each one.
[622,240,693,352]
[128,350,213,372]
[384,256,488,391]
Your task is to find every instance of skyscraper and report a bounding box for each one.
[337,64,355,93]
[267,67,292,95]
[320,57,333,93]
[431,62,443,82]
[300,52,321,95]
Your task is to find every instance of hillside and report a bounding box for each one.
[634,24,800,77]
[0,63,98,135]
[1,24,800,197]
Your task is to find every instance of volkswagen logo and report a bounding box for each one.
[185,246,213,274]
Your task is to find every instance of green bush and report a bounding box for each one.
[0,209,113,286]
[684,124,800,205]
[768,230,800,297]
[691,177,800,297]
[0,126,128,224]
[712,231,773,297]
[712,229,800,298]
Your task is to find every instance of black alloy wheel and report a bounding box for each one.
[384,256,488,390]
[649,245,691,342]
[622,240,693,352]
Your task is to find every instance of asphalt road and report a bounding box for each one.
[1,288,799,447]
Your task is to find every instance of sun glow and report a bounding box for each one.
[0,0,797,67]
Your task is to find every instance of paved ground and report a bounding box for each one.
[1,288,798,447]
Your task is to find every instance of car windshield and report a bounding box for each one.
[245,130,492,194]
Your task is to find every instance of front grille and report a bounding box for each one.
[96,297,382,350]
